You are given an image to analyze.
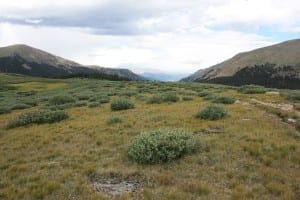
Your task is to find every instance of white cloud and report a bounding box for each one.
[0,0,299,74]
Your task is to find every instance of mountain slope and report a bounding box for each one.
[182,39,300,89]
[0,44,141,80]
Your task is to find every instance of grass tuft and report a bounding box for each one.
[106,116,123,125]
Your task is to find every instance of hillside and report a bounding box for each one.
[182,39,300,89]
[0,44,142,80]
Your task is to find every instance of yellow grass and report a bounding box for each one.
[0,77,299,199]
[10,82,67,91]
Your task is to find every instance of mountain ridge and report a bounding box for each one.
[0,44,142,80]
[182,39,300,89]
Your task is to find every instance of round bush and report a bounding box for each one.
[127,128,197,164]
[213,96,235,104]
[196,104,227,120]
[110,98,134,111]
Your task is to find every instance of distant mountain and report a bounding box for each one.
[182,39,300,89]
[141,72,189,82]
[0,44,142,80]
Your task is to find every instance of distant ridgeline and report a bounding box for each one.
[182,39,300,89]
[196,64,300,89]
[61,73,132,81]
[0,44,142,81]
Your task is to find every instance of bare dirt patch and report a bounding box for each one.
[88,172,151,198]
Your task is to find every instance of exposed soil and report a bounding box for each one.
[88,172,151,198]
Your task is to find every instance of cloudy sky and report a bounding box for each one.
[0,0,299,75]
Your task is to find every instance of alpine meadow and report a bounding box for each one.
[0,0,300,199]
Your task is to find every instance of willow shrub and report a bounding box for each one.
[6,110,68,129]
[127,128,197,164]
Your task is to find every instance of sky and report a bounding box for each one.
[0,0,299,75]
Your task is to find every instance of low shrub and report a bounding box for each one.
[24,99,38,106]
[99,96,110,103]
[0,107,11,115]
[296,119,300,132]
[74,101,87,107]
[127,128,197,164]
[48,95,75,105]
[162,93,179,102]
[147,95,163,104]
[110,98,134,111]
[77,94,90,101]
[198,91,211,97]
[213,96,235,104]
[182,96,194,101]
[280,90,300,102]
[11,103,31,110]
[45,103,73,110]
[202,94,215,101]
[286,130,300,139]
[88,102,100,108]
[106,116,123,124]
[6,110,69,129]
[195,104,227,120]
[16,90,37,96]
[147,93,179,104]
[238,85,268,94]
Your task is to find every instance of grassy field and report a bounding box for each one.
[0,73,299,199]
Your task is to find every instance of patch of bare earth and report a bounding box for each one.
[88,172,151,198]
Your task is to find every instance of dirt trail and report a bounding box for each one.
[250,98,294,111]
[236,98,300,118]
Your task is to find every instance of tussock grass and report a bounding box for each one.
[106,116,123,125]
